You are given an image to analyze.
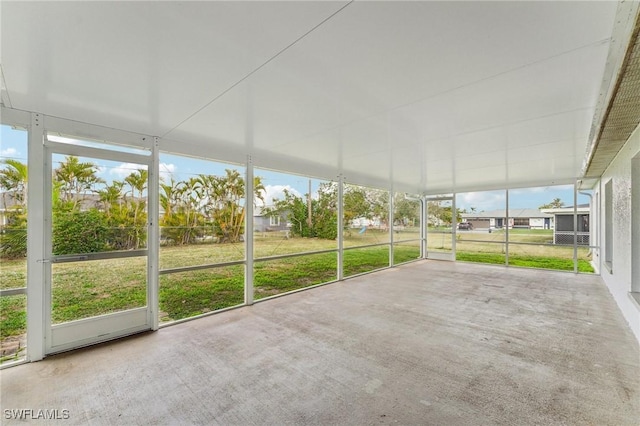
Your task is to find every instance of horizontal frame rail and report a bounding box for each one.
[343,242,390,251]
[254,248,337,263]
[393,238,422,244]
[0,287,27,297]
[159,259,246,275]
[47,249,148,264]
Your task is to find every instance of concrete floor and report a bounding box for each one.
[1,260,639,425]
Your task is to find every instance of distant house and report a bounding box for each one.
[540,205,590,245]
[460,209,553,230]
[350,217,382,228]
[253,206,289,233]
[0,191,21,228]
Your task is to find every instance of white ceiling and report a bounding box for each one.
[1,1,622,194]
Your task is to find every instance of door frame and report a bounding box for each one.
[43,139,156,355]
[425,195,456,261]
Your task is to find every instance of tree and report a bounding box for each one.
[0,159,28,207]
[343,186,370,226]
[195,170,265,243]
[160,178,178,222]
[54,156,104,210]
[394,194,420,226]
[342,185,390,229]
[158,169,264,245]
[539,198,565,209]
[0,160,28,258]
[170,177,205,245]
[123,169,148,249]
[313,182,338,239]
[98,182,124,219]
[265,189,311,238]
[427,201,456,227]
[263,183,338,240]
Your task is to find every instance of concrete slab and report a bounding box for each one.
[1,261,639,425]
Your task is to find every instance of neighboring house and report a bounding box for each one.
[253,206,289,233]
[460,208,554,230]
[540,205,590,245]
[350,217,382,228]
[0,191,21,228]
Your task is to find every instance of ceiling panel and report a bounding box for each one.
[1,1,622,195]
[1,1,349,135]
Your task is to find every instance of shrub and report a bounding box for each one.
[53,209,109,255]
[0,211,27,259]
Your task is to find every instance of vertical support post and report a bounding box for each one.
[422,197,427,259]
[505,190,510,267]
[27,113,45,361]
[573,181,579,274]
[598,180,603,274]
[451,195,456,259]
[148,137,160,330]
[245,155,254,305]
[307,179,312,228]
[389,186,394,267]
[337,175,344,280]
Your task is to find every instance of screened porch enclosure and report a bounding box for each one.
[0,117,602,364]
[1,0,638,368]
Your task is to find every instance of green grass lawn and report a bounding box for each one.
[456,251,594,273]
[0,295,26,340]
[0,229,595,360]
[0,240,420,344]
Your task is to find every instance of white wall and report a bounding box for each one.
[596,123,640,343]
[529,218,545,229]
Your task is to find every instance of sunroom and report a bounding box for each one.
[1,1,639,423]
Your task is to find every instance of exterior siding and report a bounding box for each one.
[596,123,640,343]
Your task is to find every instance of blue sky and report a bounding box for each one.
[2,124,589,210]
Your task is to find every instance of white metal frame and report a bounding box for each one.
[42,133,156,355]
[27,112,46,362]
[1,105,604,365]
[425,195,456,261]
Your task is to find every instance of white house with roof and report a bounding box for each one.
[460,208,554,230]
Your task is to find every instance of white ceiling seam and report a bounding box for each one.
[161,1,354,140]
[1,1,628,194]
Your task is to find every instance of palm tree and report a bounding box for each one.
[98,181,124,218]
[54,156,104,209]
[160,178,179,222]
[539,197,565,209]
[0,160,28,258]
[0,159,28,208]
[171,177,204,244]
[124,169,148,201]
[123,169,148,249]
[216,170,265,243]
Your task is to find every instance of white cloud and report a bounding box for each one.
[110,163,148,179]
[103,162,175,182]
[457,191,506,212]
[159,163,176,181]
[260,184,302,206]
[0,147,17,157]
